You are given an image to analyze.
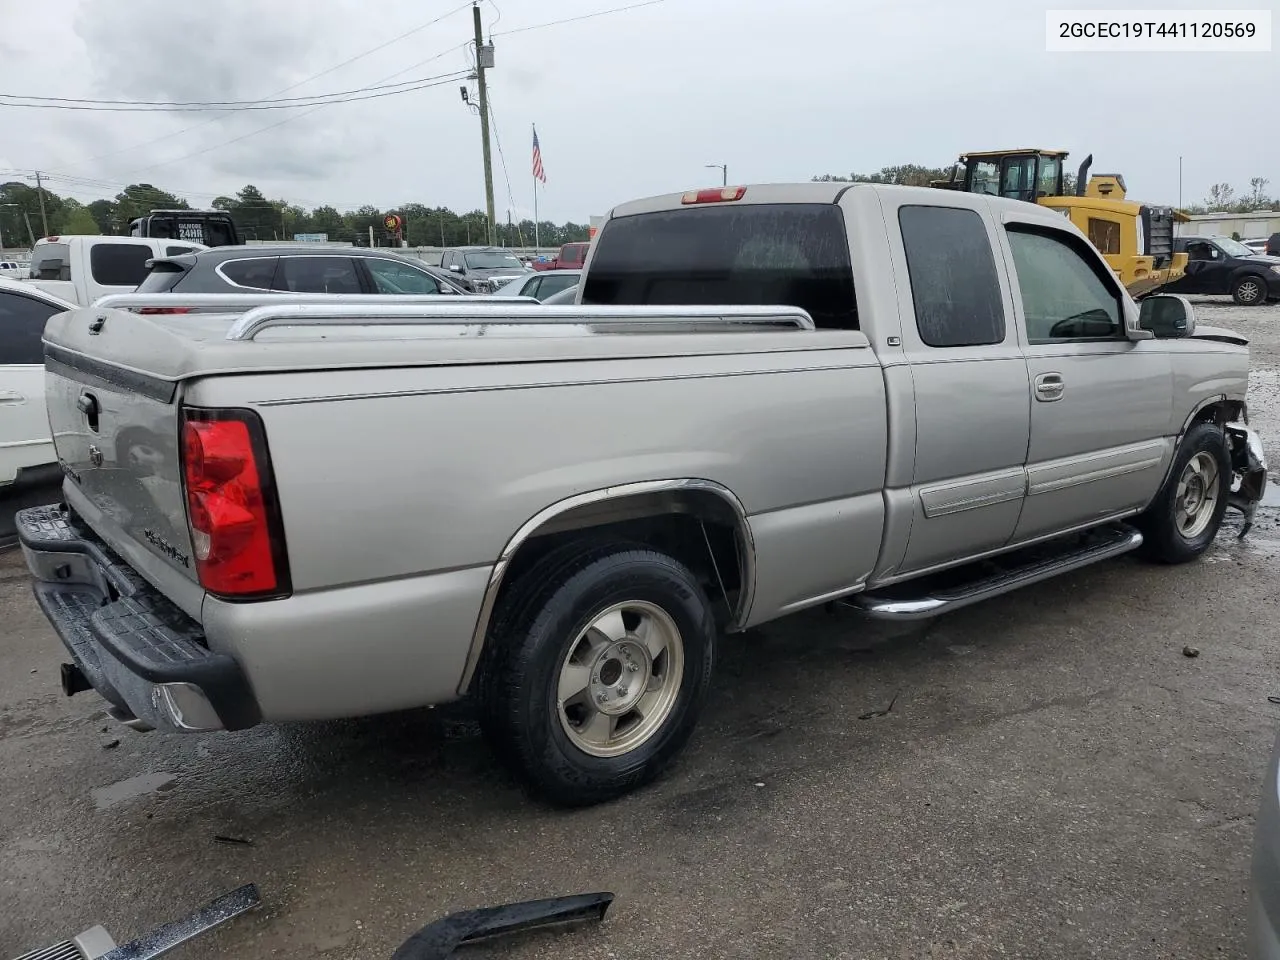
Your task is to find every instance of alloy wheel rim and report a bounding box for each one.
[1175,451,1220,539]
[555,600,685,758]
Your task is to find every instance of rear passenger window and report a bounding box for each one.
[0,291,60,365]
[275,257,360,294]
[582,203,857,329]
[218,258,278,290]
[90,244,153,286]
[1006,227,1123,342]
[898,205,1004,347]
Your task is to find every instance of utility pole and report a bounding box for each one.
[473,3,497,246]
[23,210,36,247]
[34,170,49,237]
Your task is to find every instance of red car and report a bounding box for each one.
[531,241,589,271]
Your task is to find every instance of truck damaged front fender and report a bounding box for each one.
[1226,422,1268,538]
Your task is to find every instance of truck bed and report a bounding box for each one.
[41,298,890,721]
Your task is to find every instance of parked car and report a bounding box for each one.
[1269,233,1280,257]
[24,235,206,305]
[438,246,531,292]
[16,183,1267,809]
[136,245,469,298]
[0,259,27,279]
[1166,235,1280,305]
[530,241,590,272]
[493,269,581,301]
[0,278,73,489]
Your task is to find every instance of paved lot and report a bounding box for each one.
[3,299,1279,960]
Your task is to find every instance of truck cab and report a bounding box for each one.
[128,210,241,248]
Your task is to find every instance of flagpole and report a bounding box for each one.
[533,123,540,255]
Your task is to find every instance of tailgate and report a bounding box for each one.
[43,312,200,601]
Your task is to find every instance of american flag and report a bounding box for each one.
[532,126,547,184]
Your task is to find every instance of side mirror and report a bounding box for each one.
[448,263,462,273]
[1139,294,1196,339]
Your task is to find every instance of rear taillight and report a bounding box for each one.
[138,306,193,315]
[181,408,289,598]
[681,186,746,204]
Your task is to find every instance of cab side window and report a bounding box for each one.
[1006,227,1123,342]
[899,205,1005,348]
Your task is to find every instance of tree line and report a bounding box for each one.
[812,164,1274,214]
[0,180,591,249]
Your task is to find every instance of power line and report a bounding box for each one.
[493,0,668,36]
[68,1,473,169]
[128,72,470,177]
[485,94,526,245]
[27,0,669,189]
[0,70,472,113]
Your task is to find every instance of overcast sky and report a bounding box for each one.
[0,0,1274,224]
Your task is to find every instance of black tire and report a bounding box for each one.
[1135,422,1230,564]
[478,542,716,807]
[1232,274,1268,306]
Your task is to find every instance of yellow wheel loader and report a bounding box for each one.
[933,149,1188,297]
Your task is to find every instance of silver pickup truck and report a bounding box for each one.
[17,183,1267,806]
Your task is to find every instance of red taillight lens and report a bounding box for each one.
[138,306,193,315]
[681,186,747,204]
[181,410,288,598]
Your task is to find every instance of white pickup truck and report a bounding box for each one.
[24,235,206,305]
[16,183,1266,806]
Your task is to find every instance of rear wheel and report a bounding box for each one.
[1232,274,1267,305]
[479,543,716,806]
[1135,422,1230,563]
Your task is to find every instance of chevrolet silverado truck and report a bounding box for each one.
[17,183,1267,807]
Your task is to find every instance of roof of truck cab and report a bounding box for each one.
[604,181,1066,221]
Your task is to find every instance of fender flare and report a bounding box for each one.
[456,478,756,694]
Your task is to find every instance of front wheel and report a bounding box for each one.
[479,543,716,806]
[1135,422,1230,563]
[1232,274,1268,306]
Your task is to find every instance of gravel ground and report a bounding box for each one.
[2,298,1278,959]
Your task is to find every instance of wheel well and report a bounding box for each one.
[1190,399,1245,429]
[495,490,750,633]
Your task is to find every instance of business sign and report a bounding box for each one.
[383,214,402,232]
[293,233,329,243]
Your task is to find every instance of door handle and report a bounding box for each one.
[1034,373,1065,402]
[0,389,24,404]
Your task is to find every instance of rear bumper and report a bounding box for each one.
[17,503,260,733]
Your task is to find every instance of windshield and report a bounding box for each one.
[1215,237,1254,257]
[464,251,523,269]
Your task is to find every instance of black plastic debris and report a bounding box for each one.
[391,892,615,960]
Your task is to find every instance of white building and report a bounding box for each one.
[1178,210,1280,240]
